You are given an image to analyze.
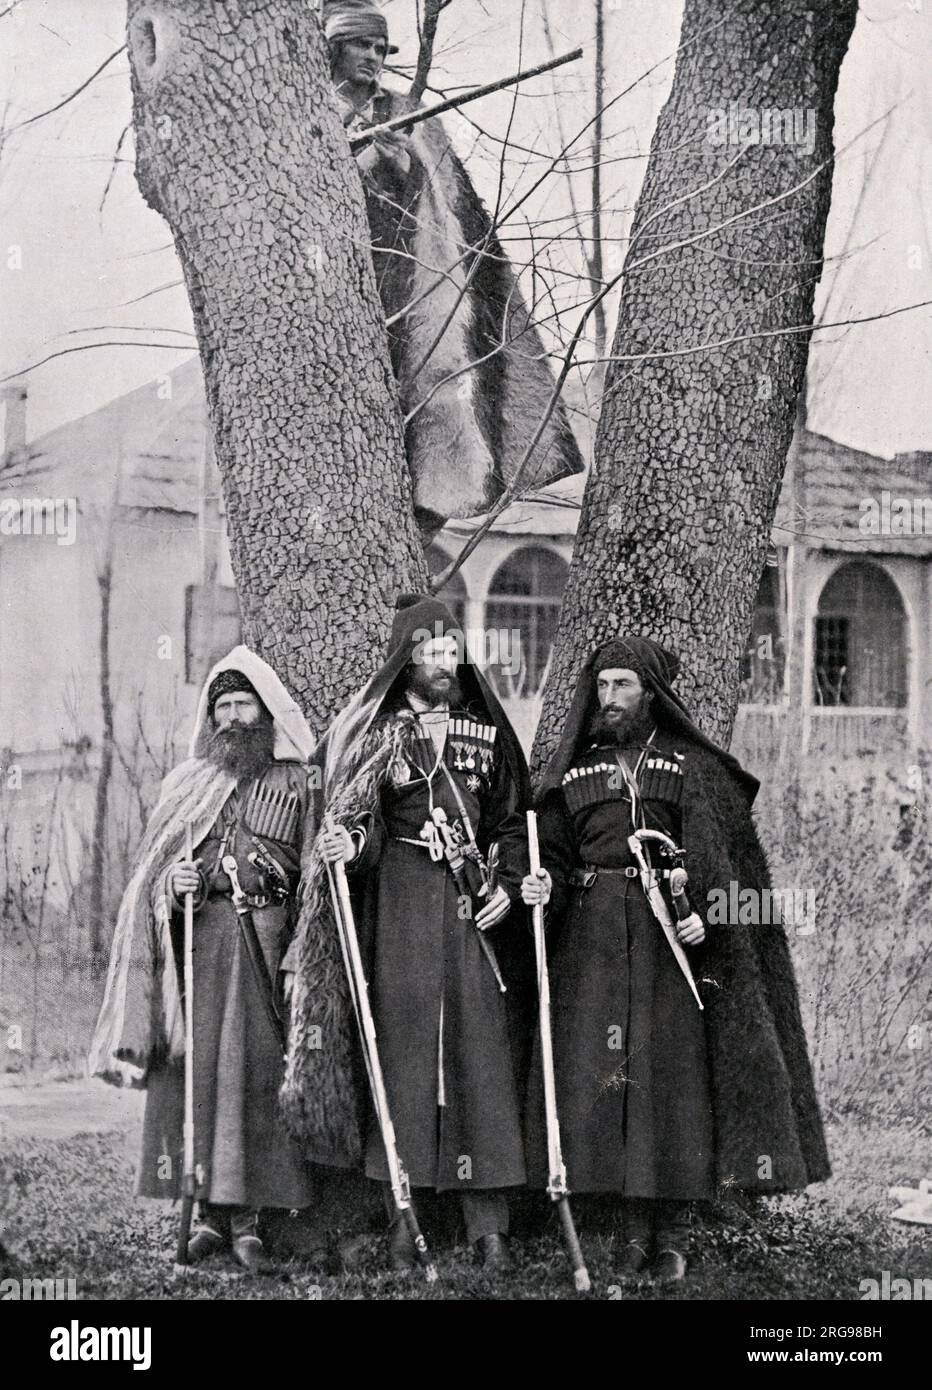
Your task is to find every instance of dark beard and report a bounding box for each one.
[589,694,655,747]
[406,664,463,708]
[206,718,275,781]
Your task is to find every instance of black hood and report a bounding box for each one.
[537,634,759,803]
[320,594,530,803]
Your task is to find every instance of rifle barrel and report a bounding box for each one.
[527,810,590,1294]
[324,816,438,1284]
[349,47,583,149]
[176,821,196,1267]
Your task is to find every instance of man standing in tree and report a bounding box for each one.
[521,636,829,1282]
[322,0,583,534]
[90,647,317,1273]
[282,595,531,1271]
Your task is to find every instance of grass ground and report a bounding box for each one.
[1,1080,929,1300]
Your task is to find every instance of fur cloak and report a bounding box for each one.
[535,636,831,1192]
[357,87,584,532]
[88,645,315,1086]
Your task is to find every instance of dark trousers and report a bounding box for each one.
[383,1185,508,1243]
[623,1196,691,1252]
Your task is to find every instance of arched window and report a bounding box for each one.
[425,543,467,630]
[739,558,787,704]
[814,562,907,707]
[485,546,568,697]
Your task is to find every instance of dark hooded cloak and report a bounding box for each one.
[529,636,829,1194]
[281,596,533,1176]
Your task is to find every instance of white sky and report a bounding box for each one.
[0,0,929,457]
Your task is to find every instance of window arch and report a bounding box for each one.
[425,543,467,630]
[813,561,907,707]
[485,545,568,697]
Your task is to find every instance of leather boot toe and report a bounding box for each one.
[232,1235,272,1276]
[651,1248,687,1283]
[617,1240,651,1280]
[186,1225,225,1264]
[475,1232,511,1272]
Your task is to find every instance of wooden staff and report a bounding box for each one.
[349,47,584,149]
[323,815,438,1284]
[527,811,590,1293]
[175,821,196,1266]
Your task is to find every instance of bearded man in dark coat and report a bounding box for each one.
[323,0,583,535]
[520,636,830,1283]
[89,647,317,1273]
[282,595,531,1271]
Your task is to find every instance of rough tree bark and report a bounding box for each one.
[532,0,858,777]
[126,0,427,730]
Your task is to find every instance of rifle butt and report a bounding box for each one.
[176,1187,195,1265]
[556,1196,590,1293]
[402,1206,439,1284]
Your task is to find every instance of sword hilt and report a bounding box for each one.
[221,854,247,911]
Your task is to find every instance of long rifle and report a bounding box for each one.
[527,811,590,1293]
[175,821,196,1266]
[323,816,438,1284]
[349,47,583,150]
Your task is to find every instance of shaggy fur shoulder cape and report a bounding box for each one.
[279,714,422,1166]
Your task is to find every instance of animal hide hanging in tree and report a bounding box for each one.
[359,88,584,535]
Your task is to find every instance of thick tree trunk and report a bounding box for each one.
[533,0,857,777]
[126,0,426,730]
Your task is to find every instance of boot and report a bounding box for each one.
[651,1248,688,1283]
[387,1216,417,1272]
[475,1232,511,1272]
[651,1200,690,1283]
[230,1207,272,1276]
[616,1240,650,1280]
[187,1203,228,1264]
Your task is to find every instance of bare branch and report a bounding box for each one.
[409,0,447,107]
[98,121,132,217]
[0,340,193,384]
[8,46,127,134]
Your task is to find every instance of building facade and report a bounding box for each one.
[1,361,929,900]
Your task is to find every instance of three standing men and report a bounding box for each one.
[89,647,316,1273]
[92,626,828,1283]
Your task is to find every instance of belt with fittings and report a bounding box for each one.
[570,864,672,886]
[209,889,274,909]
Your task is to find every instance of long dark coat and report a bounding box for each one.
[348,716,529,1191]
[137,760,313,1210]
[281,595,534,1172]
[529,637,830,1196]
[526,740,714,1196]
